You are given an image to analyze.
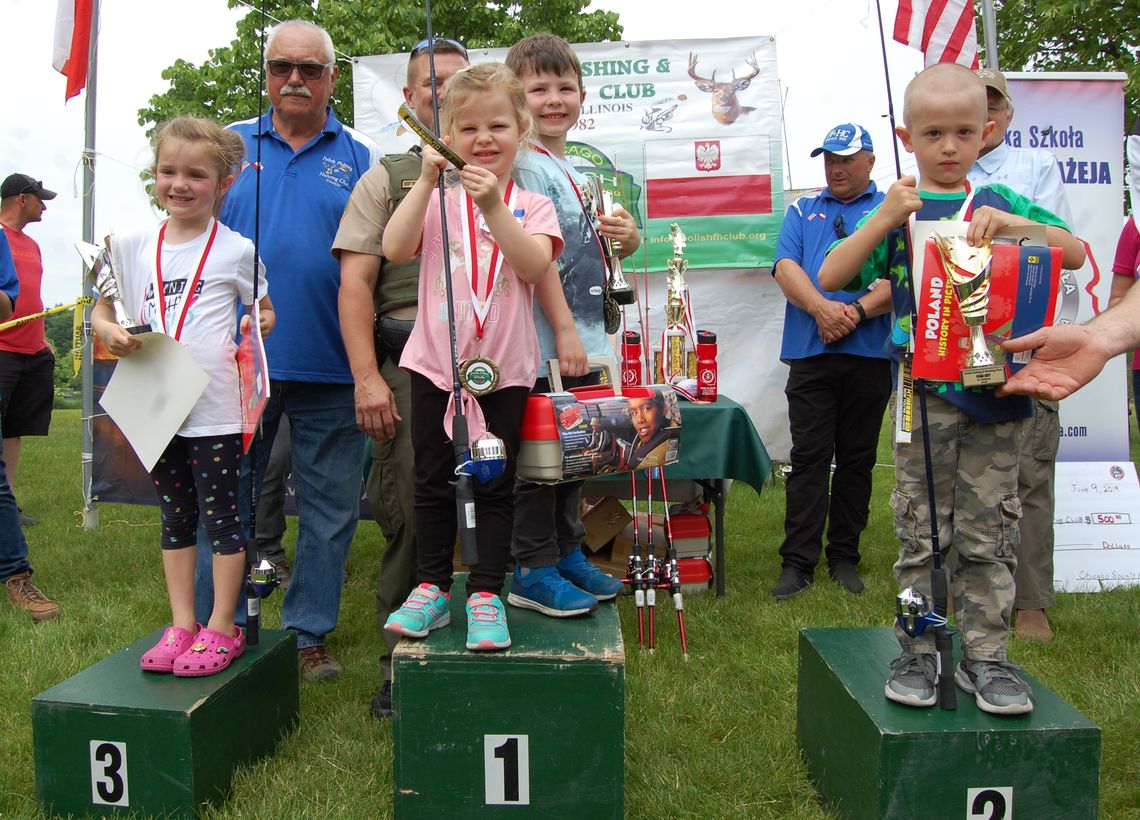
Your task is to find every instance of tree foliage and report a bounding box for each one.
[44,309,79,394]
[984,0,1140,133]
[139,0,623,136]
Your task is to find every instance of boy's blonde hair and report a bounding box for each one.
[153,116,246,184]
[505,33,583,88]
[901,62,987,128]
[441,63,533,145]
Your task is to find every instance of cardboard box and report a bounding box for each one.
[581,497,632,552]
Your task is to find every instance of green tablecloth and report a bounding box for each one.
[669,396,771,492]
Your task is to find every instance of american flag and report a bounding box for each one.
[894,0,980,69]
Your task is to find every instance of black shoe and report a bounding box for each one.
[370,680,393,719]
[770,567,813,600]
[829,562,864,594]
[17,507,39,527]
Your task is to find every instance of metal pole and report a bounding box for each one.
[80,0,101,529]
[981,0,1000,69]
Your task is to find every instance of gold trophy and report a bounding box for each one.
[932,232,1006,387]
[662,223,691,381]
[75,236,149,335]
[587,174,636,306]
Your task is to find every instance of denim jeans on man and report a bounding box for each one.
[194,382,363,649]
[0,413,34,582]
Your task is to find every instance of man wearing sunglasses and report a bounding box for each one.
[0,174,58,529]
[214,19,382,683]
[333,36,469,718]
[770,124,893,600]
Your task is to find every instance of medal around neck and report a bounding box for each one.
[459,355,500,397]
[76,237,149,335]
[932,232,1006,388]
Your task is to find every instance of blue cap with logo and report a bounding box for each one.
[810,123,874,157]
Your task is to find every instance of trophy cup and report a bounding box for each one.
[932,232,1006,388]
[662,223,691,381]
[587,174,637,306]
[75,236,149,335]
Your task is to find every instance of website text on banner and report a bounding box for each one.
[352,36,784,272]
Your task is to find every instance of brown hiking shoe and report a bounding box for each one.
[6,572,60,622]
[1014,609,1053,642]
[298,645,341,682]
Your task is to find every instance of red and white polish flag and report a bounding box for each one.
[644,135,772,220]
[53,0,95,101]
[894,0,980,69]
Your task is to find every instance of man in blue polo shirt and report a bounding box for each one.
[218,19,381,680]
[770,123,893,600]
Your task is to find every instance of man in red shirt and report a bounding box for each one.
[0,174,58,526]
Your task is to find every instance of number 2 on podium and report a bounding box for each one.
[484,734,530,805]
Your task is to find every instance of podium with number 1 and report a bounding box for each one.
[393,574,625,818]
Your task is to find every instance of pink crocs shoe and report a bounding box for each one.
[172,626,246,678]
[140,625,199,673]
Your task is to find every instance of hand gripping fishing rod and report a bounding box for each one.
[420,0,478,565]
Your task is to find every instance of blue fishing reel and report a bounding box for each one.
[470,434,507,485]
[247,554,280,599]
[895,586,947,637]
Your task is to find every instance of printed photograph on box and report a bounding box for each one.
[548,387,682,478]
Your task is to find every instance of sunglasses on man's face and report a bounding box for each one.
[266,60,334,81]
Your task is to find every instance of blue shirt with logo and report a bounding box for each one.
[0,230,18,311]
[222,108,381,383]
[773,182,889,361]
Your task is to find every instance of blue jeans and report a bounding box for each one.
[0,411,32,581]
[195,381,364,649]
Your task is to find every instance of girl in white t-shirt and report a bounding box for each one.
[92,116,275,677]
[382,63,563,652]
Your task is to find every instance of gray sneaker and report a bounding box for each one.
[884,652,937,707]
[955,659,1034,715]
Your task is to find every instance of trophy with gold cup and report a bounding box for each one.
[660,223,694,382]
[932,232,1006,388]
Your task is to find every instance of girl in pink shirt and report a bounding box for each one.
[383,63,563,651]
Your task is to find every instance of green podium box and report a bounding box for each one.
[393,575,624,818]
[797,627,1101,820]
[33,627,299,818]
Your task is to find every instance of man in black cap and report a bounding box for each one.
[0,174,58,527]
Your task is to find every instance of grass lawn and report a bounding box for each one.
[1,409,1137,818]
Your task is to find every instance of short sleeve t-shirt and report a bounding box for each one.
[400,188,563,392]
[1111,216,1140,369]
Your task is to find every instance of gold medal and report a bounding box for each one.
[459,356,500,396]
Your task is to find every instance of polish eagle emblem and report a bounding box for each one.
[695,140,721,172]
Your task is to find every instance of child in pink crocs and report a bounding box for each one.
[92,116,275,678]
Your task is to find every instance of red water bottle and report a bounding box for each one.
[697,330,718,401]
[622,330,642,388]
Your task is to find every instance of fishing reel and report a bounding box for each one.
[247,553,280,599]
[894,586,947,637]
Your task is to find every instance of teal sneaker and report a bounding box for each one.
[384,583,451,638]
[508,566,598,617]
[466,592,511,651]
[556,548,625,601]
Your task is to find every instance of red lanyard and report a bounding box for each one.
[154,219,218,341]
[458,180,517,340]
[527,142,609,265]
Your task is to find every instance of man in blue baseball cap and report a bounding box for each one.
[770,123,892,600]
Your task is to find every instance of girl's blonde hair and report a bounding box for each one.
[440,62,533,147]
[152,115,246,192]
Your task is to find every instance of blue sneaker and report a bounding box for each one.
[466,592,511,651]
[384,583,451,638]
[557,548,625,601]
[507,566,599,617]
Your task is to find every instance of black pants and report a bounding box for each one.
[409,371,528,597]
[779,354,891,573]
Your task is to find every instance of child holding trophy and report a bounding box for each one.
[382,63,563,651]
[504,33,641,619]
[818,64,1084,716]
[91,116,274,677]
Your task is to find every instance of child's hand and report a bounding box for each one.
[459,165,503,211]
[100,325,143,358]
[598,206,640,258]
[879,176,922,225]
[553,327,588,377]
[966,205,1017,248]
[419,144,448,184]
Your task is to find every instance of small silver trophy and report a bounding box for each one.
[75,236,149,335]
[933,232,1006,388]
[588,174,636,306]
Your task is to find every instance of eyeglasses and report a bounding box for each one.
[410,37,468,59]
[266,60,334,81]
[833,215,848,239]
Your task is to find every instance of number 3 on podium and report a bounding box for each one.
[484,734,530,805]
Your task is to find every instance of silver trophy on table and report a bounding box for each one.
[75,236,149,335]
[932,232,1006,388]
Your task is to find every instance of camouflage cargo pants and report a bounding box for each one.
[891,392,1025,661]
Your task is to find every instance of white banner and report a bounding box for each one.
[1007,73,1129,462]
